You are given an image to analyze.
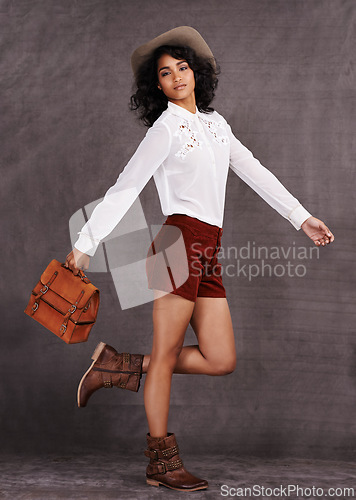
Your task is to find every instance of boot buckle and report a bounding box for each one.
[157,461,167,474]
[144,449,159,460]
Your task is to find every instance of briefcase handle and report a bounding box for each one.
[60,263,91,284]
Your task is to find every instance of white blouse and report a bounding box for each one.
[74,100,312,256]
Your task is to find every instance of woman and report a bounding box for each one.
[65,27,334,492]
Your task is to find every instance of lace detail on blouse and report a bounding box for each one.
[174,119,202,160]
[199,117,229,146]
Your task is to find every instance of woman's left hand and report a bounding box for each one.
[301,216,335,246]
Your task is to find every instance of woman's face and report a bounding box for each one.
[157,53,195,104]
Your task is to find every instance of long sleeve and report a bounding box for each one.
[74,120,171,256]
[226,121,312,229]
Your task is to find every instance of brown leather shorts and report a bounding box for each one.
[146,213,226,303]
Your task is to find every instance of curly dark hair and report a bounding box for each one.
[130,45,220,127]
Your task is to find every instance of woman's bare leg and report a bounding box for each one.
[177,296,236,374]
[142,297,236,376]
[143,291,195,438]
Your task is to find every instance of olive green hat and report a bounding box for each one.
[130,26,216,80]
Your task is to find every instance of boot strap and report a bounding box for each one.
[122,352,130,371]
[115,372,130,389]
[97,371,131,389]
[144,444,179,460]
[101,371,130,389]
[93,367,141,375]
[102,372,112,388]
[148,458,184,475]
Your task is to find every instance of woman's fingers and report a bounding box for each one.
[321,225,335,245]
[64,253,71,269]
[64,250,80,275]
[64,249,90,275]
[326,228,335,242]
[314,224,335,246]
[298,216,336,247]
[302,217,334,247]
[324,224,335,243]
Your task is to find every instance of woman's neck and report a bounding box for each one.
[168,94,196,114]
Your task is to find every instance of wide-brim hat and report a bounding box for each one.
[130,26,216,80]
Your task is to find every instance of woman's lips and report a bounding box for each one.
[174,84,186,90]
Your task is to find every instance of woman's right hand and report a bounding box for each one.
[64,247,90,276]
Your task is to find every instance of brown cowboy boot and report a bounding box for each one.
[77,342,144,407]
[144,432,208,491]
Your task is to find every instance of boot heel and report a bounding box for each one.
[91,342,106,361]
[146,478,160,487]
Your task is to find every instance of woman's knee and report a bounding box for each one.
[150,345,183,370]
[213,355,236,376]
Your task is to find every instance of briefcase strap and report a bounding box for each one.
[59,289,86,336]
[31,270,59,315]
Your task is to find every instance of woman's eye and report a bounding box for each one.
[161,71,170,77]
[180,66,188,71]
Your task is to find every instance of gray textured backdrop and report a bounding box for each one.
[1,0,355,461]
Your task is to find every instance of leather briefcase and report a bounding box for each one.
[24,259,100,344]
